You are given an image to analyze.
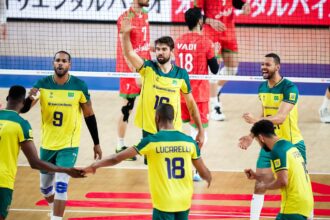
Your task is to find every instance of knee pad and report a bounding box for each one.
[121,97,136,122]
[40,173,55,197]
[219,67,238,76]
[54,173,70,201]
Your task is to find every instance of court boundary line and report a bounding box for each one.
[9,208,330,219]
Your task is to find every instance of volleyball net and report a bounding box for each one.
[0,0,329,91]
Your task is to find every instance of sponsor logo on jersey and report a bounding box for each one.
[289,93,296,101]
[274,159,281,168]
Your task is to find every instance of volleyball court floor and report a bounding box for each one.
[0,91,329,220]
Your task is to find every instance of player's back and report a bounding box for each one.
[195,0,235,25]
[0,110,32,189]
[271,140,313,217]
[175,32,213,102]
[135,130,200,212]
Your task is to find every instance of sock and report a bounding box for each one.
[320,96,330,110]
[48,202,53,216]
[250,194,264,220]
[51,216,62,220]
[210,97,219,108]
[217,85,223,94]
[117,138,125,150]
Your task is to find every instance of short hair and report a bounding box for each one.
[156,103,174,122]
[185,7,202,31]
[265,53,281,64]
[53,51,71,62]
[7,85,26,102]
[154,36,174,50]
[250,120,276,138]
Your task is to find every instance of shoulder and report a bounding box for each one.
[282,78,298,90]
[258,81,268,92]
[70,75,88,90]
[272,139,292,155]
[173,65,189,77]
[34,75,52,88]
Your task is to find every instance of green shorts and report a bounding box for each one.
[0,187,13,219]
[40,147,79,174]
[257,140,306,169]
[276,213,307,220]
[152,208,189,220]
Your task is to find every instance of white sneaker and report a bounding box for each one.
[319,108,330,123]
[193,171,202,182]
[210,106,225,121]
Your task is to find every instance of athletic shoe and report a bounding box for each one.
[193,170,202,182]
[116,146,137,161]
[210,106,225,121]
[319,108,330,123]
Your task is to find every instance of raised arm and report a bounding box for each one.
[121,16,144,70]
[81,100,102,160]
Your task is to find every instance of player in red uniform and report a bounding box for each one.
[116,0,151,159]
[175,7,219,181]
[195,0,250,121]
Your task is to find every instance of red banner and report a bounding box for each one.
[171,0,330,25]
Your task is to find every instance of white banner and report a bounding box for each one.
[6,0,171,22]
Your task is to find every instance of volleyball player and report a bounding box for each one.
[238,53,307,220]
[116,0,151,160]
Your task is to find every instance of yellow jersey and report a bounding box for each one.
[34,75,90,150]
[258,78,303,144]
[135,130,200,212]
[271,139,314,217]
[135,60,191,134]
[0,110,33,189]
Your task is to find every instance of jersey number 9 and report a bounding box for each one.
[53,111,63,127]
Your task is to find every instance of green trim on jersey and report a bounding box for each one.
[136,130,200,157]
[34,75,90,102]
[119,93,140,98]
[0,110,32,140]
[143,60,191,93]
[270,139,291,171]
[258,78,299,105]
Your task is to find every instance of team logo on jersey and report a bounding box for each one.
[274,96,279,101]
[172,80,177,86]
[68,92,75,98]
[289,93,296,101]
[274,159,281,168]
[49,92,53,98]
